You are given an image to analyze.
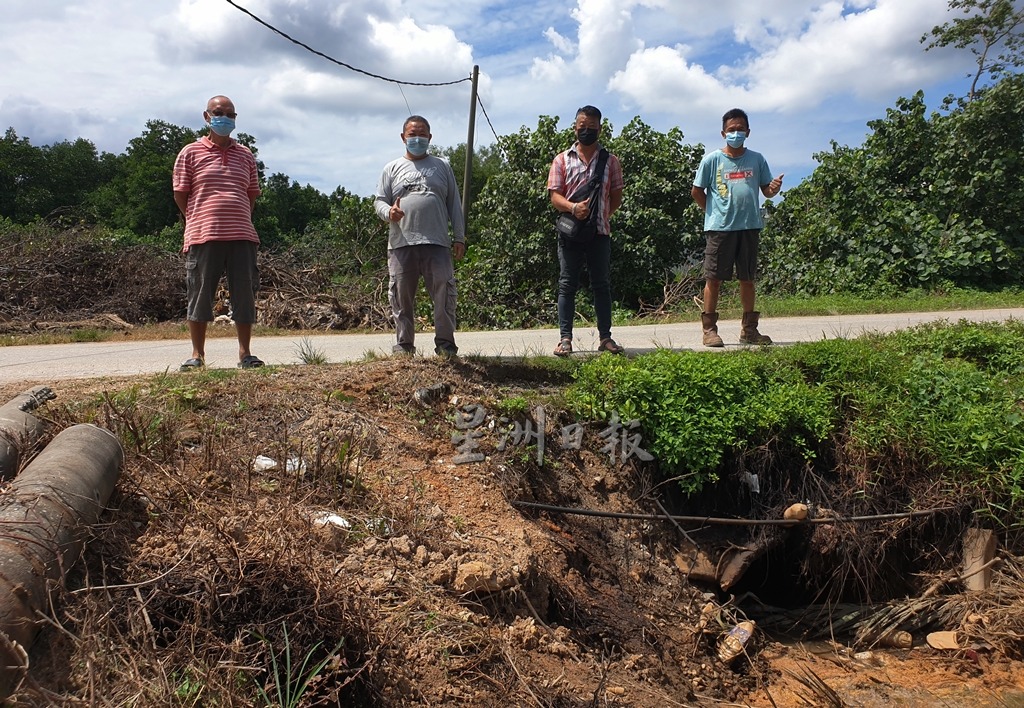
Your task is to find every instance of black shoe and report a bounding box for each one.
[434,346,459,359]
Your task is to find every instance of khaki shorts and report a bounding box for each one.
[185,240,259,323]
[703,229,760,281]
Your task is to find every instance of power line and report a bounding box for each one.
[222,0,472,88]
[476,94,506,158]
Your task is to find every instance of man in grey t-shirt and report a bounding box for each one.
[374,115,466,357]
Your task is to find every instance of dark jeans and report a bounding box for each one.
[557,235,612,341]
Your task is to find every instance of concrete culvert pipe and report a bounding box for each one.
[0,386,56,482]
[0,423,123,699]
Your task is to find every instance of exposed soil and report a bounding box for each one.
[1,357,1023,706]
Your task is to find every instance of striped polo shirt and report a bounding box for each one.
[173,136,261,252]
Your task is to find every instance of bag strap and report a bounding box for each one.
[584,149,610,215]
[566,148,610,206]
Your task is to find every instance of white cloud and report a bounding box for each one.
[544,27,576,56]
[742,0,961,108]
[367,16,474,80]
[609,0,963,114]
[608,46,736,113]
[571,0,645,78]
[530,54,570,83]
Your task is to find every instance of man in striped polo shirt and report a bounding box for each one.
[173,95,264,371]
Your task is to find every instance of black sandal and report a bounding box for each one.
[238,355,265,369]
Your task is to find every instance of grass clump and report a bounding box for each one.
[296,336,329,365]
[253,623,345,708]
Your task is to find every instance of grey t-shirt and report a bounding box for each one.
[374,155,466,250]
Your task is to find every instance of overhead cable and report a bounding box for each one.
[222,0,472,87]
[476,94,505,156]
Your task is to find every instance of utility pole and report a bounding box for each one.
[461,65,479,233]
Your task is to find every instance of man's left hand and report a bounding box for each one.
[453,242,466,261]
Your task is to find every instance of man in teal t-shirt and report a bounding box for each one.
[691,108,783,347]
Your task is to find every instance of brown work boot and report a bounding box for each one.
[739,311,772,345]
[701,312,724,347]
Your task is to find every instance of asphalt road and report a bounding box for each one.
[2,308,1022,386]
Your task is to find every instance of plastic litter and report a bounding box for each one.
[876,630,913,649]
[717,620,756,664]
[312,512,352,531]
[927,631,959,650]
[742,471,760,494]
[253,455,277,471]
[784,502,809,520]
[365,517,393,536]
[252,455,306,474]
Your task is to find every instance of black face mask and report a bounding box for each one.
[577,128,599,146]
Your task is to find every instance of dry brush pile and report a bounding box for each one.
[0,225,392,334]
[0,226,184,328]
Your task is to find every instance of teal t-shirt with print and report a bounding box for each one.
[693,148,772,231]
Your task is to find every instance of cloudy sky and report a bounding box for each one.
[1,0,978,199]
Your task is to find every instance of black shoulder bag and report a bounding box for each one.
[555,149,609,244]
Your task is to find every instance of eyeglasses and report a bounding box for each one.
[208,109,237,119]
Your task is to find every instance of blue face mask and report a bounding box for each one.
[406,136,429,157]
[209,115,236,137]
[725,131,747,148]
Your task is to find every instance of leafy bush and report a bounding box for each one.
[565,349,834,494]
[883,318,1024,374]
[762,75,1024,295]
[865,324,1024,507]
[565,322,1024,517]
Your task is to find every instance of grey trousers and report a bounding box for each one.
[387,244,458,352]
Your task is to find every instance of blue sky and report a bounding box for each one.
[0,0,980,199]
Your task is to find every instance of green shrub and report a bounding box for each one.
[566,349,834,494]
[565,323,1024,513]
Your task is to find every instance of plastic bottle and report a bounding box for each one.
[717,620,756,664]
[876,630,913,649]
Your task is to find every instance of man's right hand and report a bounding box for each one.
[389,197,405,222]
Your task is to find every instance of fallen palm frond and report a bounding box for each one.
[786,665,845,707]
[743,554,1024,656]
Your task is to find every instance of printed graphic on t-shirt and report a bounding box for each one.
[715,166,755,198]
[401,165,439,195]
[402,175,425,193]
